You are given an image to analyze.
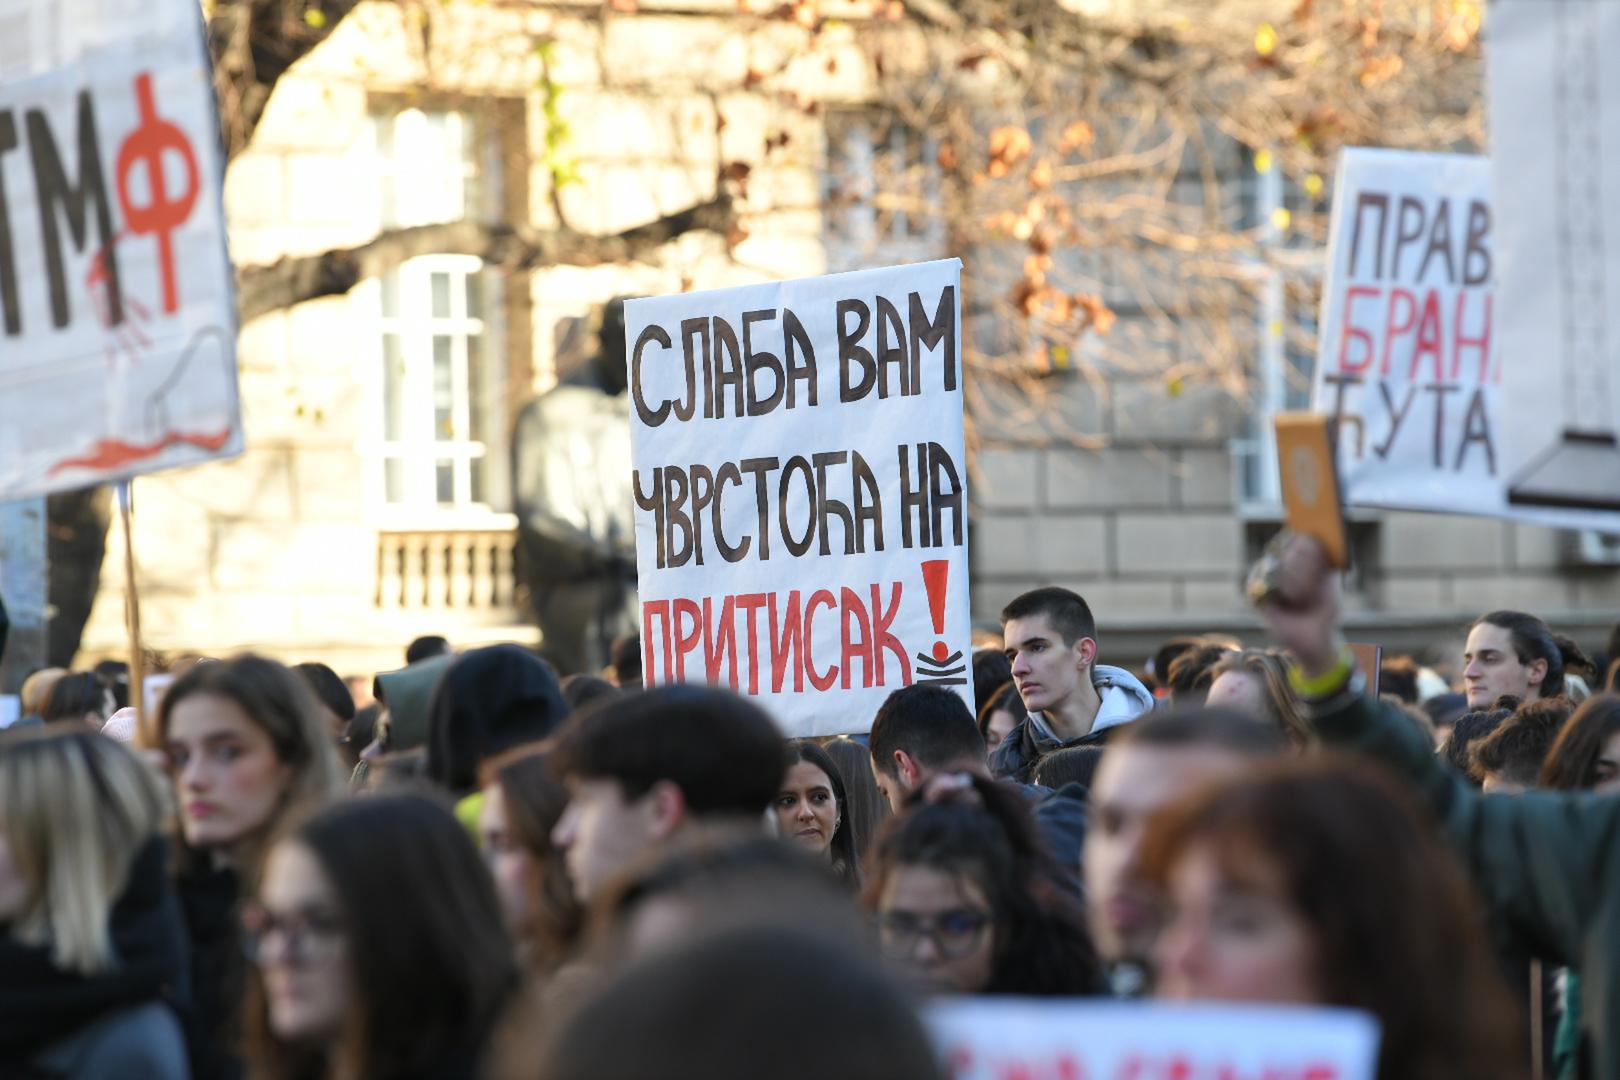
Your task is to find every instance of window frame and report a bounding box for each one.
[359,104,513,527]
[1230,152,1327,514]
[822,110,948,273]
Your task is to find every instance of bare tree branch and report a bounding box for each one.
[210,0,365,160]
[235,192,735,322]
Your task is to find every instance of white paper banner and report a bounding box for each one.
[929,999,1381,1080]
[1487,1,1620,528]
[624,260,971,737]
[0,0,241,499]
[1312,149,1505,517]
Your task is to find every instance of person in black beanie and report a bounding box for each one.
[426,645,571,801]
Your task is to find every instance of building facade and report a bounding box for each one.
[77,1,1619,678]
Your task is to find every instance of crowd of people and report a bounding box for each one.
[4,534,1620,1079]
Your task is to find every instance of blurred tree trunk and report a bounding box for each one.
[46,487,110,667]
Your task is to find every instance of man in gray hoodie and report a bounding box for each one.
[989,586,1154,784]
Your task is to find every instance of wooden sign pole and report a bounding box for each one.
[118,481,148,746]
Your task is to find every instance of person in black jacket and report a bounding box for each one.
[0,727,191,1078]
[157,656,347,1079]
[425,644,570,799]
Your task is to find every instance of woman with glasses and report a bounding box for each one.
[157,655,346,1078]
[244,792,518,1079]
[860,772,1102,996]
[0,727,190,1077]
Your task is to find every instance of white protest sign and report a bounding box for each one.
[1311,148,1505,516]
[624,260,971,737]
[928,999,1381,1080]
[1487,1,1620,528]
[0,0,242,499]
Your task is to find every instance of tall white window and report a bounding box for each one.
[1231,152,1326,510]
[377,258,499,507]
[364,107,507,514]
[824,112,946,272]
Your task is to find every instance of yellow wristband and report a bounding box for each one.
[1288,646,1357,699]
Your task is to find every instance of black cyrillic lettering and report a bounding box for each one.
[712,317,744,419]
[876,295,910,398]
[1391,195,1426,280]
[678,317,708,422]
[779,455,816,558]
[1463,199,1492,286]
[712,462,751,562]
[851,451,883,553]
[739,456,780,561]
[1415,197,1456,285]
[838,299,875,402]
[742,308,784,415]
[633,466,666,568]
[812,450,853,556]
[927,442,965,546]
[0,111,18,335]
[783,308,817,408]
[28,92,120,329]
[909,285,957,392]
[1456,387,1495,474]
[1347,192,1389,279]
[898,443,930,548]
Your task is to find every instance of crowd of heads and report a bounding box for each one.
[3,589,1618,1080]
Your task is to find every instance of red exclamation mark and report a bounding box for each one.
[921,559,950,661]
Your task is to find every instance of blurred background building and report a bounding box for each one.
[60,0,1616,676]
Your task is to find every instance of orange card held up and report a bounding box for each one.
[1274,412,1350,569]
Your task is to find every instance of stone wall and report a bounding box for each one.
[76,2,860,676]
[73,1,1620,678]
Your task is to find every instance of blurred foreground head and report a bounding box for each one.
[247,792,516,1079]
[549,686,786,901]
[538,925,945,1080]
[590,832,864,969]
[1083,707,1286,967]
[1141,756,1522,1080]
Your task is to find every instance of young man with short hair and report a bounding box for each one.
[994,587,1154,783]
[868,682,1091,897]
[867,684,987,814]
[550,686,787,901]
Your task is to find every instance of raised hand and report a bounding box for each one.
[1247,530,1346,679]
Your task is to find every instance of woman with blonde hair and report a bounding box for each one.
[0,726,190,1077]
[17,665,66,725]
[158,653,346,1079]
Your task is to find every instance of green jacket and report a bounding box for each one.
[1310,685,1614,1080]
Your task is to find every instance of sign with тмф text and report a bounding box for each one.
[0,0,241,499]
